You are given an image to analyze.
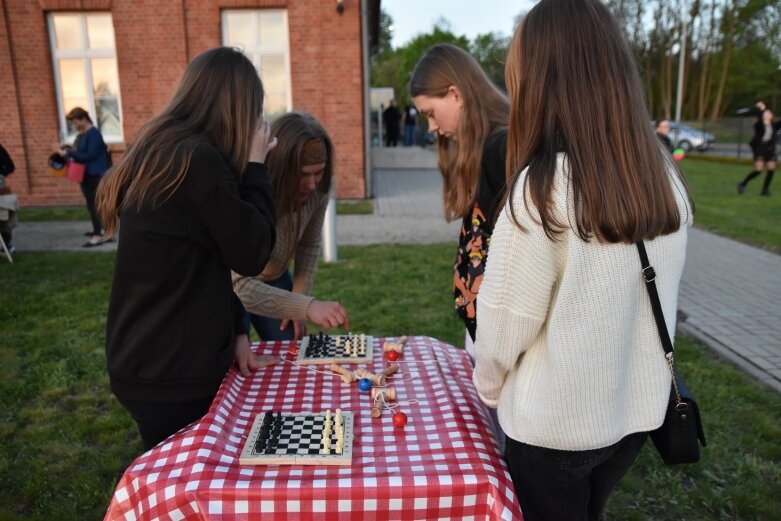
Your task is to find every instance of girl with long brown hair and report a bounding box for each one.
[96,47,278,451]
[472,1,692,519]
[233,111,349,340]
[409,43,509,356]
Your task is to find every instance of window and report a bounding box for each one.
[222,10,292,120]
[48,12,123,143]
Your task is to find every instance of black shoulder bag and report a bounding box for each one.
[637,241,706,465]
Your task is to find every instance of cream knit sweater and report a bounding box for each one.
[473,154,691,451]
[232,191,328,321]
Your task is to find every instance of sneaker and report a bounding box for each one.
[760,190,770,196]
[83,235,108,248]
[737,182,745,194]
[7,244,15,255]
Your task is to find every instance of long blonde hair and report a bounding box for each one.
[97,47,264,235]
[409,44,508,221]
[505,0,690,243]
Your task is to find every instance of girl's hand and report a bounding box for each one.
[249,118,278,164]
[280,318,308,340]
[306,300,350,330]
[233,334,279,376]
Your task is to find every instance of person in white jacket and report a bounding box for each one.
[472,1,693,520]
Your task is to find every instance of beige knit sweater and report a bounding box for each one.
[232,191,328,320]
[473,154,692,451]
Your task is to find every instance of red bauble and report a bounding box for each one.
[392,411,407,428]
[385,350,399,361]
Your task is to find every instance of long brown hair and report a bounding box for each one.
[97,47,264,236]
[505,0,690,243]
[409,44,508,221]
[266,111,333,217]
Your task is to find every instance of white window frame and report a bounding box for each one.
[48,12,124,144]
[221,9,293,119]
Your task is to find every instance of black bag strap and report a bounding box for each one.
[636,241,674,357]
[637,240,684,405]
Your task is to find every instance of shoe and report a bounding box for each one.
[82,235,107,248]
[737,182,745,194]
[760,190,770,196]
[7,244,15,255]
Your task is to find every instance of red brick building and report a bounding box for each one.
[0,0,379,207]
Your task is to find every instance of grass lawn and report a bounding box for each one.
[20,200,374,222]
[20,205,90,222]
[336,199,374,215]
[682,157,781,252]
[1,245,780,520]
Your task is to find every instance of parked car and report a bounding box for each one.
[667,122,716,152]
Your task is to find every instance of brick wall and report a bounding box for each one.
[0,0,367,207]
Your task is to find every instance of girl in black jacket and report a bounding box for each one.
[96,48,278,451]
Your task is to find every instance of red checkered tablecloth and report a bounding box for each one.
[105,336,523,520]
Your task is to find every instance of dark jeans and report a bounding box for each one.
[505,431,647,521]
[245,270,295,341]
[80,175,103,235]
[116,394,215,451]
[404,125,416,147]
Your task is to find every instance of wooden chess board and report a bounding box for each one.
[295,333,374,365]
[240,411,354,466]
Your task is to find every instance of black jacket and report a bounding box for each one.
[106,144,276,401]
[0,145,14,176]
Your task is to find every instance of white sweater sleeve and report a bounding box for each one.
[472,174,562,407]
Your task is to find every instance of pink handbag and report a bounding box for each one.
[66,161,85,183]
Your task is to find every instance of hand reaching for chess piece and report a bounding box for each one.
[306,300,351,330]
[233,334,279,376]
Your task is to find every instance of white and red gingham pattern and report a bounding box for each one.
[105,336,523,520]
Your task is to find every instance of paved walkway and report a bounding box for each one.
[7,147,781,392]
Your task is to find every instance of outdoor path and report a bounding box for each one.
[8,147,781,392]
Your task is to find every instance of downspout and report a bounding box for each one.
[2,0,32,193]
[360,0,372,197]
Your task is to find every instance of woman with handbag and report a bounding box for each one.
[59,107,111,247]
[472,1,693,520]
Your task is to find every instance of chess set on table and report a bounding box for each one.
[240,410,354,466]
[106,335,524,520]
[295,332,374,365]
[240,332,409,466]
